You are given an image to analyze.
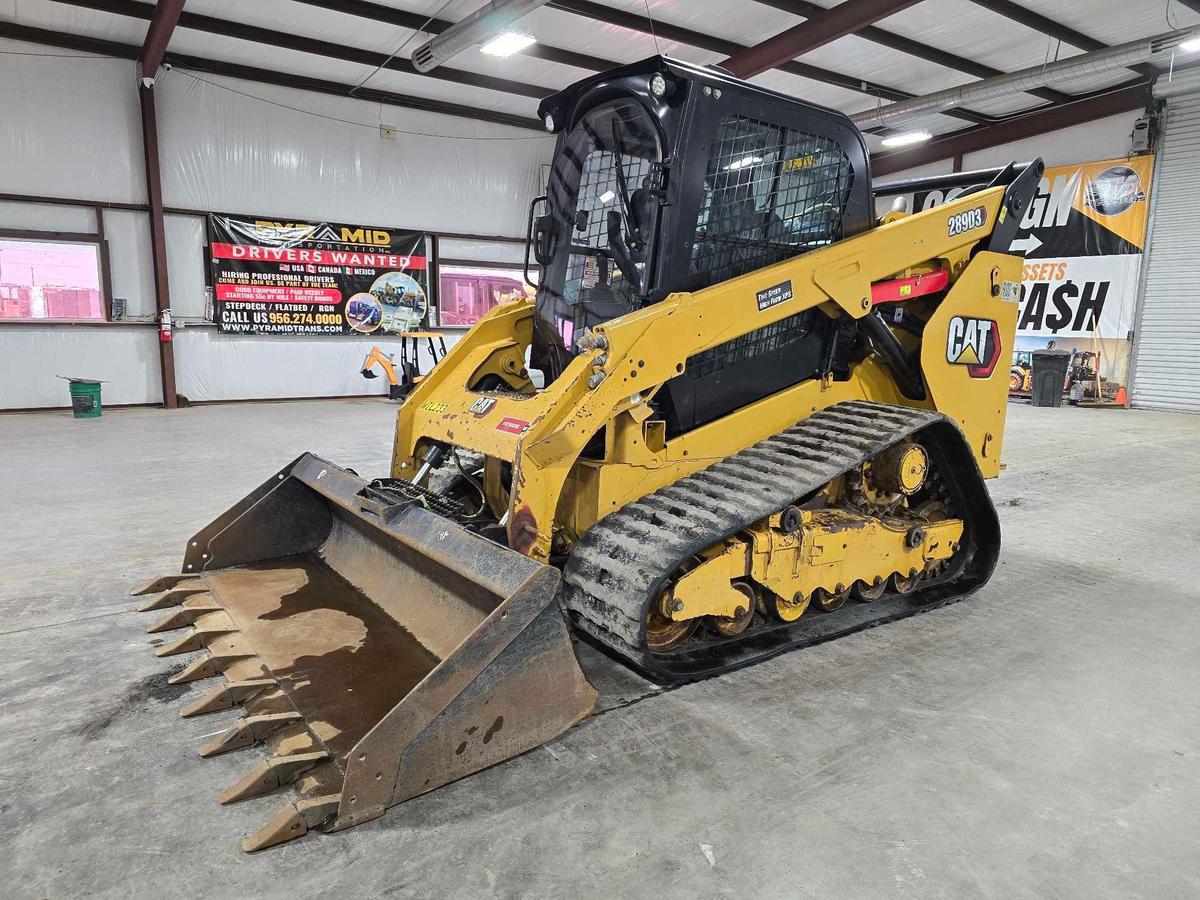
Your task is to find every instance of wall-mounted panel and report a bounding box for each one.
[0,326,162,408]
[0,51,144,203]
[173,328,459,402]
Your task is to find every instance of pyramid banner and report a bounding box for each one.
[207,214,430,336]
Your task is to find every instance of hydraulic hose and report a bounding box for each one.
[860,311,927,401]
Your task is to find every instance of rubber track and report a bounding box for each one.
[560,400,997,682]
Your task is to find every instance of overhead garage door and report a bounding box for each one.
[1132,87,1200,412]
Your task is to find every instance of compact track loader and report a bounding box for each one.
[133,56,1041,851]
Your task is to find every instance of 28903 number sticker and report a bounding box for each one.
[948,206,986,237]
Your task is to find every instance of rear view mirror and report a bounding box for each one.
[629,187,659,247]
[533,215,556,266]
[524,194,550,289]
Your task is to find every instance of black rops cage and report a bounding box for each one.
[534,56,874,435]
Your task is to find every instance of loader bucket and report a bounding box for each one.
[132,453,596,851]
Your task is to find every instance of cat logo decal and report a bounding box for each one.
[946,316,1001,378]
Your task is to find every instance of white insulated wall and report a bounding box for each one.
[0,43,553,408]
[0,42,1145,409]
[0,49,160,409]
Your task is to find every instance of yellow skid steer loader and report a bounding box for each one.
[133,56,1041,850]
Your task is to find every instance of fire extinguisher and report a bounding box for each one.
[159,308,173,343]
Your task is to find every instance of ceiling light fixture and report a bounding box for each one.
[1181,37,1200,53]
[481,32,538,57]
[413,0,552,72]
[880,131,932,148]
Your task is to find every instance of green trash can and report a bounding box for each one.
[64,377,104,419]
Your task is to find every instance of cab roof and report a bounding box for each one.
[536,55,863,139]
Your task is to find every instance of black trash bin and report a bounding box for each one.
[1030,350,1071,407]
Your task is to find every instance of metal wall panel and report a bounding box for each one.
[1132,94,1200,412]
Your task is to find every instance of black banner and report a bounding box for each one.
[912,158,1151,261]
[208,215,429,336]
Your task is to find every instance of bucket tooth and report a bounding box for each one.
[199,712,304,758]
[168,650,255,685]
[154,631,207,657]
[242,795,341,853]
[153,612,237,657]
[146,602,223,634]
[137,588,211,612]
[181,677,276,718]
[131,573,200,596]
[147,603,223,634]
[218,751,331,804]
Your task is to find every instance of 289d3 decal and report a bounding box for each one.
[948,206,986,237]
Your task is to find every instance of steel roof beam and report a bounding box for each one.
[967,0,1156,79]
[292,0,610,73]
[164,50,544,128]
[54,0,556,99]
[308,0,935,107]
[871,82,1151,175]
[753,0,1070,104]
[721,0,923,79]
[545,0,996,124]
[853,26,1198,131]
[0,22,545,131]
[140,0,185,76]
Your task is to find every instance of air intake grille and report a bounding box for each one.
[686,311,815,379]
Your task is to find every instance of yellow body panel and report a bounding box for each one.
[747,510,962,611]
[668,508,963,621]
[920,251,1021,477]
[391,186,1018,561]
[670,541,750,619]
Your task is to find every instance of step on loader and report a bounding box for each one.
[133,56,1041,850]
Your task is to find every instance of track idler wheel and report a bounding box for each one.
[762,590,810,623]
[646,606,699,653]
[646,579,699,653]
[707,582,756,637]
[853,577,887,602]
[812,585,851,613]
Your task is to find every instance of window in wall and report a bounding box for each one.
[438,266,534,327]
[0,239,105,320]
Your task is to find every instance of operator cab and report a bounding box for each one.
[526,56,874,433]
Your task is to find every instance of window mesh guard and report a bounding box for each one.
[564,149,654,309]
[690,115,853,289]
[687,311,815,380]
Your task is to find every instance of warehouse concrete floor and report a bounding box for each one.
[2,399,1198,898]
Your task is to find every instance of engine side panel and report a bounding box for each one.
[919,250,1022,478]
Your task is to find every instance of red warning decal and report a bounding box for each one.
[496,417,530,435]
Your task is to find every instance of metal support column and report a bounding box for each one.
[138,81,178,409]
